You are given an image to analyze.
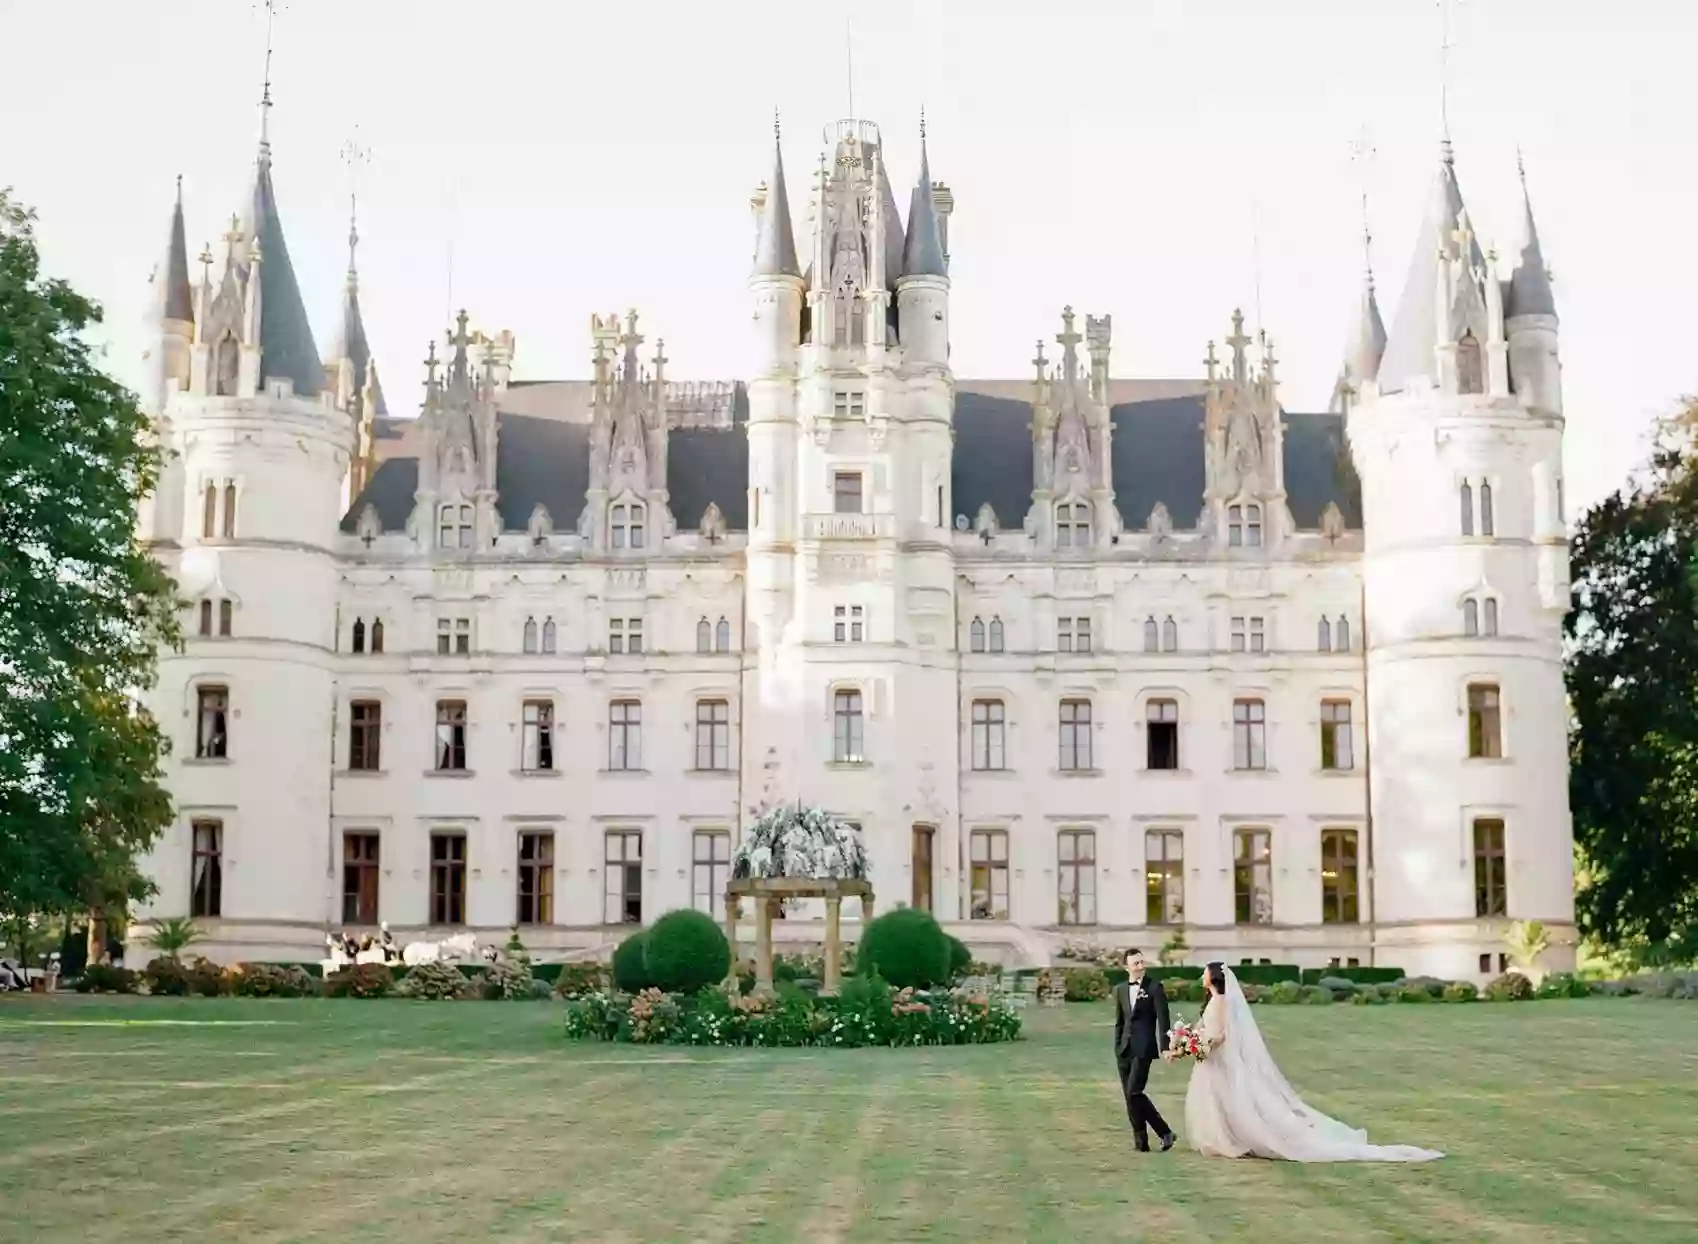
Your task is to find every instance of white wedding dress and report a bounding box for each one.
[1184,968,1443,1163]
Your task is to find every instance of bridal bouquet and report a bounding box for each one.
[1165,1017,1207,1061]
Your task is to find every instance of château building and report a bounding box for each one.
[132,102,1576,979]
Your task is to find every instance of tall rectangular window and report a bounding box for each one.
[1232,698,1266,770]
[692,831,731,919]
[1234,828,1272,925]
[1146,699,1179,770]
[342,831,380,924]
[833,690,865,762]
[971,699,1006,771]
[1057,828,1096,925]
[911,825,934,912]
[833,605,866,643]
[521,700,555,772]
[609,617,643,655]
[1059,698,1092,771]
[517,831,555,925]
[199,599,213,636]
[1468,684,1502,758]
[1473,818,1507,917]
[833,471,863,514]
[349,700,382,771]
[195,686,228,759]
[1320,700,1354,770]
[190,819,223,918]
[222,483,237,538]
[605,830,643,924]
[218,599,232,636]
[429,833,467,925]
[970,829,1009,920]
[695,699,730,771]
[435,700,468,772]
[1145,828,1184,925]
[202,483,217,539]
[1321,829,1360,924]
[609,700,642,771]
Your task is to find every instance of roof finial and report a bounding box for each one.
[258,0,280,163]
[1437,0,1456,157]
[774,106,781,142]
[340,130,369,281]
[175,172,183,203]
[1516,143,1527,183]
[920,106,927,141]
[1349,129,1378,289]
[845,18,855,118]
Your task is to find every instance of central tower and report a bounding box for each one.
[742,115,962,916]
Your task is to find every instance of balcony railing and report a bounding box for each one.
[804,512,897,541]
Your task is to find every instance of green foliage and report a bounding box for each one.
[1442,981,1480,1003]
[228,963,316,998]
[946,934,972,981]
[1536,972,1593,1000]
[642,908,731,995]
[1349,984,1386,1005]
[1567,418,1698,953]
[1061,967,1109,1001]
[1225,963,1303,986]
[326,962,393,999]
[145,917,203,961]
[856,907,951,989]
[611,932,654,993]
[1486,972,1535,1002]
[0,190,182,922]
[1299,966,1405,986]
[73,963,137,993]
[1297,984,1335,1005]
[398,960,472,1000]
[1165,976,1207,1004]
[1506,920,1555,971]
[553,962,608,999]
[1395,983,1436,1004]
[183,955,228,996]
[1265,980,1302,1004]
[479,957,536,1001]
[143,957,191,996]
[1157,929,1189,966]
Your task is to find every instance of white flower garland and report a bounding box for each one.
[732,804,869,880]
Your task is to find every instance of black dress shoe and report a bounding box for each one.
[1135,1138,1151,1153]
[1159,1132,1177,1152]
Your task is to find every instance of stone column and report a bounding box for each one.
[755,896,775,995]
[723,894,740,984]
[824,894,843,995]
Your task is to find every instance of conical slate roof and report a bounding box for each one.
[156,177,195,324]
[902,136,948,279]
[1377,145,1486,395]
[1332,274,1386,411]
[751,135,800,278]
[1505,168,1556,320]
[241,150,323,398]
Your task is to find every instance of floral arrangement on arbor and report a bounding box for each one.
[731,804,868,881]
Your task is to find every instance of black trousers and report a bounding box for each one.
[1117,1054,1172,1145]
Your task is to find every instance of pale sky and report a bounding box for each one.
[2,0,1692,516]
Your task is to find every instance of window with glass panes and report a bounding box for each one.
[605,830,642,924]
[342,832,380,923]
[1145,828,1184,924]
[695,699,730,770]
[608,700,642,770]
[1232,698,1266,770]
[969,829,1009,919]
[1057,828,1096,925]
[521,700,554,771]
[1059,698,1092,770]
[435,700,467,771]
[692,831,731,919]
[971,699,1006,771]
[1146,698,1179,770]
[1320,829,1359,923]
[833,690,864,762]
[1320,699,1353,770]
[1473,818,1507,917]
[349,700,381,771]
[1234,828,1272,924]
[190,819,223,918]
[430,833,467,925]
[516,831,554,924]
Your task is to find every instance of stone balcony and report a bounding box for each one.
[803,512,897,541]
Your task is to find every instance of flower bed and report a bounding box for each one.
[563,977,1021,1048]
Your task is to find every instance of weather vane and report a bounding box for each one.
[340,128,370,274]
[1349,128,1377,281]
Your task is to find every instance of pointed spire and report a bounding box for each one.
[751,111,800,278]
[1376,141,1484,394]
[901,113,947,279]
[1505,151,1556,320]
[327,193,386,417]
[1334,274,1387,412]
[155,175,195,325]
[239,100,323,398]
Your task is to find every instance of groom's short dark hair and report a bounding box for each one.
[1124,948,1142,960]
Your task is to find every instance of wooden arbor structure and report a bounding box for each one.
[724,876,874,995]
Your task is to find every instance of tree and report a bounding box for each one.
[1567,404,1698,960]
[0,188,180,922]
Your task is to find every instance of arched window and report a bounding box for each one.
[611,501,646,550]
[969,617,986,653]
[1162,616,1178,652]
[1463,598,1479,637]
[696,618,711,653]
[1457,331,1484,395]
[1460,482,1475,536]
[201,483,217,539]
[1480,483,1495,537]
[438,503,474,549]
[222,483,237,538]
[523,618,539,654]
[1055,501,1091,548]
[541,618,557,653]
[1483,598,1499,637]
[370,619,385,654]
[1317,617,1332,652]
[219,599,232,636]
[988,617,1005,653]
[1335,616,1351,652]
[715,617,730,652]
[215,333,239,396]
[1143,617,1159,652]
[352,618,366,654]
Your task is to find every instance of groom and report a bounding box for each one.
[1112,948,1176,1152]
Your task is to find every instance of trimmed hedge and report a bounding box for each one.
[1300,966,1404,986]
[857,908,952,989]
[612,932,655,993]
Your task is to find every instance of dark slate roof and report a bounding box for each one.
[342,380,1361,536]
[244,158,323,398]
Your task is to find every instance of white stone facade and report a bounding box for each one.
[132,118,1576,979]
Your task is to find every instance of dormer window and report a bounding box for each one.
[1457,331,1484,395]
[611,501,646,550]
[438,503,474,550]
[1055,502,1091,548]
[1228,503,1263,547]
[832,391,866,418]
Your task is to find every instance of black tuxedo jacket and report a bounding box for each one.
[1113,977,1171,1062]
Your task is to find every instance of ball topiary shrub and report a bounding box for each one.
[643,909,731,995]
[1266,980,1303,1005]
[947,934,973,982]
[1486,971,1535,1002]
[856,907,951,989]
[1297,984,1335,1005]
[1441,980,1479,1003]
[1536,972,1591,999]
[143,958,192,996]
[398,960,473,1000]
[612,931,655,993]
[1062,967,1111,1001]
[1350,984,1386,1005]
[326,962,393,998]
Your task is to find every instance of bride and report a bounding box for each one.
[1175,963,1443,1163]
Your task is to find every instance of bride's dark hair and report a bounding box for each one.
[1199,962,1227,1012]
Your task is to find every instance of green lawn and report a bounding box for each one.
[1,995,1694,1243]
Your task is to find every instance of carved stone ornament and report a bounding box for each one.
[1146,501,1172,539]
[527,503,554,543]
[699,501,727,543]
[354,503,383,544]
[1318,501,1345,541]
[974,503,999,538]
